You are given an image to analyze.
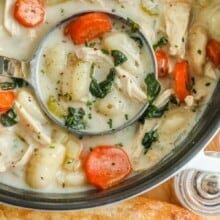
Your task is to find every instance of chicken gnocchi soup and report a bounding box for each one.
[37,13,154,133]
[0,0,219,192]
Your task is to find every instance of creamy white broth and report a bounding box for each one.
[0,0,219,192]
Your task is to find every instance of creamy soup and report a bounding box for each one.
[37,15,154,133]
[0,0,219,192]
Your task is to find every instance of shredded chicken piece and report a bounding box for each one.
[75,47,146,102]
[14,91,52,146]
[163,0,191,58]
[75,47,113,65]
[4,0,36,37]
[132,119,160,161]
[115,68,147,102]
[15,102,51,146]
[0,132,29,172]
[15,146,34,167]
[153,89,174,108]
[189,25,208,75]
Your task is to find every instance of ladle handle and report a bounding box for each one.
[0,56,29,79]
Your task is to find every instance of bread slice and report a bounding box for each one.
[0,197,203,220]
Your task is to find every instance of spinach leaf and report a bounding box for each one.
[139,103,168,123]
[0,78,28,90]
[90,67,116,98]
[142,130,158,154]
[145,73,161,103]
[0,109,17,127]
[127,18,140,33]
[13,78,28,88]
[0,82,15,90]
[111,50,128,66]
[153,37,168,50]
[64,107,86,130]
[130,36,143,48]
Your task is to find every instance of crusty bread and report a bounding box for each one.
[0,197,203,220]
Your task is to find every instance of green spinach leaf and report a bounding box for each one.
[90,67,116,98]
[111,50,128,66]
[0,78,28,90]
[127,18,140,33]
[142,130,158,154]
[0,109,17,127]
[139,103,168,123]
[145,73,161,103]
[64,107,86,130]
[130,36,143,48]
[153,37,168,50]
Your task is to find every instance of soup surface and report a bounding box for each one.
[0,0,219,192]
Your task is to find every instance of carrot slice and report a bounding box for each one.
[85,145,132,189]
[65,13,112,45]
[206,39,220,67]
[174,60,190,102]
[155,49,169,78]
[0,91,16,111]
[14,0,45,28]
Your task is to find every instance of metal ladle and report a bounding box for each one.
[0,11,157,136]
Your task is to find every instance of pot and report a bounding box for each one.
[0,80,219,210]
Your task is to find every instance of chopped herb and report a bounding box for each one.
[86,101,93,110]
[85,41,88,47]
[90,67,116,98]
[111,9,116,13]
[130,36,143,48]
[145,73,161,103]
[64,107,87,130]
[205,82,211,87]
[142,130,158,154]
[85,42,96,48]
[140,103,168,122]
[124,114,129,120]
[153,37,168,50]
[111,50,128,66]
[116,142,123,147]
[107,118,113,129]
[191,77,195,87]
[101,48,110,55]
[60,8,64,16]
[88,113,92,119]
[127,18,140,33]
[41,69,45,74]
[49,146,55,149]
[192,88,197,94]
[0,109,17,127]
[197,49,202,55]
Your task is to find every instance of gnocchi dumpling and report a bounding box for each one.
[44,44,67,80]
[63,136,83,171]
[56,170,86,187]
[96,89,126,116]
[26,144,66,189]
[61,53,91,101]
[103,32,142,74]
